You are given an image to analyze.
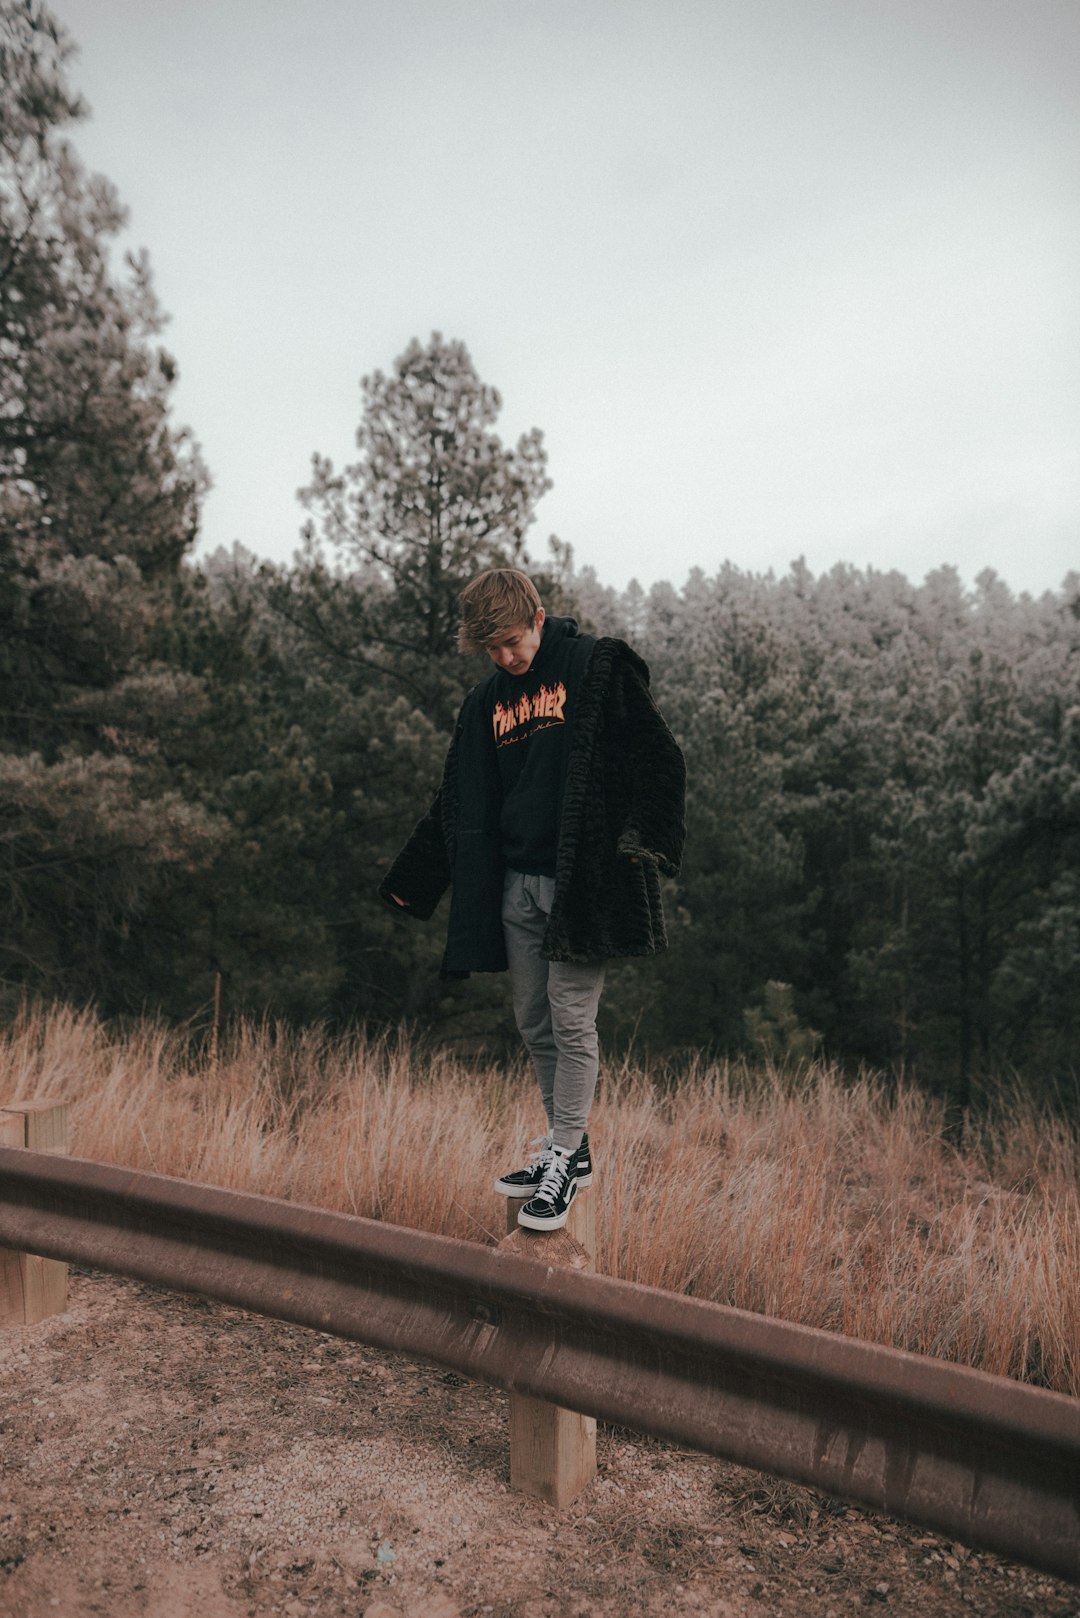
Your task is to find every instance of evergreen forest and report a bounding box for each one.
[3,4,1079,1111]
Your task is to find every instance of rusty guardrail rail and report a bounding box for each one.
[1,1144,1078,1583]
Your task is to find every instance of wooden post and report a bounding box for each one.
[0,1100,71,1328]
[500,1190,598,1508]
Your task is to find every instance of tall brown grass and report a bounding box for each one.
[3,1003,1077,1397]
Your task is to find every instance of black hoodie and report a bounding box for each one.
[378,633,686,975]
[485,615,594,876]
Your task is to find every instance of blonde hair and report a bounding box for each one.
[457,569,542,655]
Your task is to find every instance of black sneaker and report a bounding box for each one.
[495,1133,593,1198]
[517,1145,578,1231]
[494,1134,553,1198]
[573,1132,594,1188]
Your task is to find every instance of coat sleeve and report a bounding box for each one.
[615,664,686,878]
[377,785,452,919]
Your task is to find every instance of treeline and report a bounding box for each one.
[622,561,1080,1102]
[3,5,1078,1104]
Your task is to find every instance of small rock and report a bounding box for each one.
[329,1541,371,1575]
[408,1598,460,1618]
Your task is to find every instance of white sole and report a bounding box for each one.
[517,1184,578,1231]
[494,1170,592,1198]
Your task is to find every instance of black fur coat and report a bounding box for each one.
[378,636,686,974]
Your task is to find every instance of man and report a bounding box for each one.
[380,568,685,1230]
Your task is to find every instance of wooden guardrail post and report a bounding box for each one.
[0,1100,71,1327]
[499,1190,597,1507]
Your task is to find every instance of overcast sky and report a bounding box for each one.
[56,0,1079,598]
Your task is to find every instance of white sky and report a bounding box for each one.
[55,0,1079,597]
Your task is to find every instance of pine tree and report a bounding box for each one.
[299,332,551,727]
[0,1,215,1010]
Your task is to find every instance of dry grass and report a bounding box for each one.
[3,1003,1078,1396]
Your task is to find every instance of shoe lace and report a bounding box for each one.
[535,1149,572,1203]
[525,1134,553,1168]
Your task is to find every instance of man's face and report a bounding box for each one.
[485,609,545,676]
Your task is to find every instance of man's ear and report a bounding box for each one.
[535,607,546,630]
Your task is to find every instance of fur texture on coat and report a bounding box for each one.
[378,635,686,974]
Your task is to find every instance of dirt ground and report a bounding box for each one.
[0,1270,1076,1618]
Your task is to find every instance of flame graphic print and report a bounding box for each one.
[491,681,568,746]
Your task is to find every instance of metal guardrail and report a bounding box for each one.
[1,1145,1077,1584]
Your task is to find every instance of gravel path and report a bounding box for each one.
[1,1271,1076,1618]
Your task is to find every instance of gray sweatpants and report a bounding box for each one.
[501,870,606,1154]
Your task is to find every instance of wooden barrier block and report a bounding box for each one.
[0,1100,70,1328]
[0,1248,68,1327]
[21,1100,71,1154]
[500,1189,597,1507]
[507,1384,598,1509]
